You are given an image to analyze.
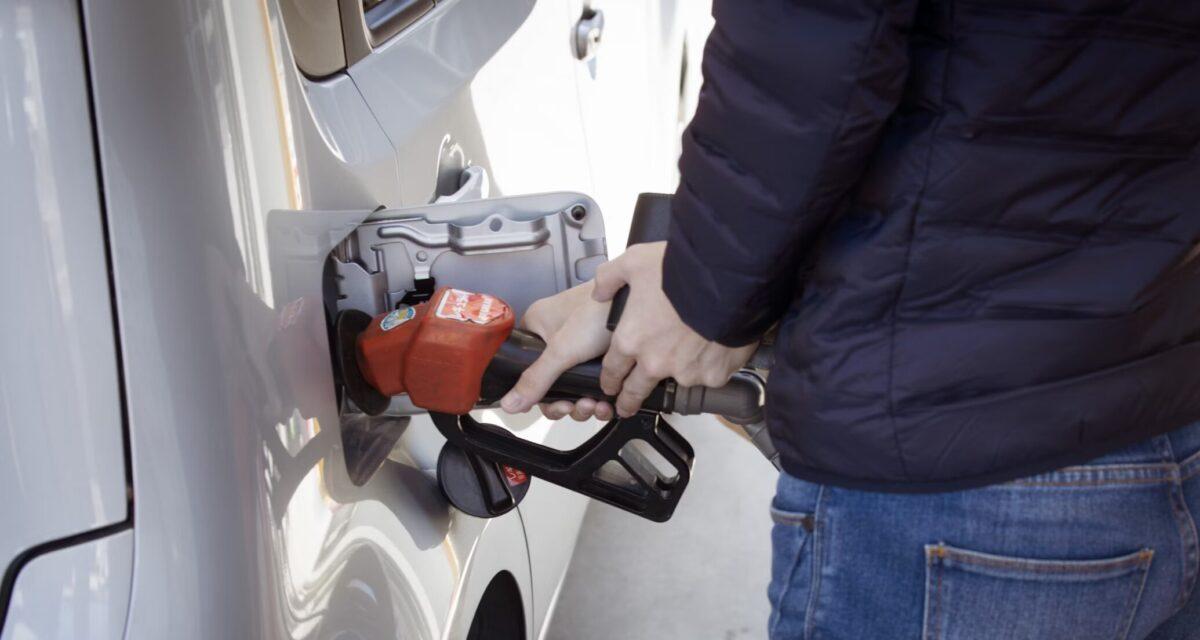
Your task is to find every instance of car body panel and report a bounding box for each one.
[0,530,133,640]
[78,0,448,634]
[0,0,128,592]
[2,0,694,635]
[76,0,616,636]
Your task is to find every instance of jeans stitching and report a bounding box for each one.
[770,507,815,530]
[770,489,821,639]
[921,551,932,640]
[1117,560,1153,640]
[1180,449,1200,480]
[768,532,809,638]
[923,544,1151,640]
[940,547,1154,573]
[926,545,946,640]
[1159,436,1200,613]
[803,486,828,640]
[1006,461,1179,487]
[1172,484,1200,612]
[1008,476,1176,488]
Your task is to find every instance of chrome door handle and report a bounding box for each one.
[573,8,604,61]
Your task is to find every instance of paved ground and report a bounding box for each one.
[545,415,778,640]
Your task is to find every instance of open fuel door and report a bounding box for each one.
[331,190,606,324]
[325,189,608,417]
[272,190,766,523]
[316,191,707,523]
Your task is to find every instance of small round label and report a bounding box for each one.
[380,306,415,331]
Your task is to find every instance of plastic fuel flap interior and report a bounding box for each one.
[333,192,606,323]
[326,191,769,523]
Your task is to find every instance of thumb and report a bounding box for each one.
[591,260,628,303]
[500,347,571,413]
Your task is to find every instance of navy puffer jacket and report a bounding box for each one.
[663,0,1200,490]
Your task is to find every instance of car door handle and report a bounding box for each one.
[339,0,435,67]
[573,8,604,61]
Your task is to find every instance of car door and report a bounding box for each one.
[80,0,611,638]
[569,0,696,249]
[0,1,132,636]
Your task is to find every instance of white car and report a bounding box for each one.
[0,0,707,637]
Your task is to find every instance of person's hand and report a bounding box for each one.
[592,241,757,417]
[499,281,616,421]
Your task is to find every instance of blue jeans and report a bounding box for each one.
[769,421,1200,640]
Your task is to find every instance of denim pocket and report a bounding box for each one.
[922,543,1154,640]
[769,505,816,639]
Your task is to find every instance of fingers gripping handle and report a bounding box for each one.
[601,192,781,469]
[480,329,670,409]
[481,329,766,423]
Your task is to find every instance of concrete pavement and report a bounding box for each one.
[545,415,778,639]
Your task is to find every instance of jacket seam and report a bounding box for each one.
[891,335,1200,417]
[920,218,1189,246]
[939,127,1199,156]
[955,2,1200,47]
[887,1,955,483]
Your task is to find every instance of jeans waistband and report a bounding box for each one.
[1167,419,1200,464]
[1020,420,1200,480]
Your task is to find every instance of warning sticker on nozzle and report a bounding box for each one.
[435,288,506,325]
[501,465,528,487]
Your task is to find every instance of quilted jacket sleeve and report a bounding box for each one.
[662,0,919,346]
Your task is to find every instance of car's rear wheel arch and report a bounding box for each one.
[466,570,525,640]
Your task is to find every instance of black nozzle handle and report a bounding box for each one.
[605,192,672,331]
[605,287,628,332]
[480,329,670,411]
[480,329,766,424]
[669,371,765,424]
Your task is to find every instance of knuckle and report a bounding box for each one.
[514,373,538,396]
[625,376,651,396]
[594,261,614,282]
[612,334,636,356]
[641,357,668,379]
[540,344,570,368]
[518,370,548,394]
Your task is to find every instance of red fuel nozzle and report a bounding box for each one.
[354,287,515,415]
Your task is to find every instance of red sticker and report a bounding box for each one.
[501,465,528,487]
[435,288,506,325]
